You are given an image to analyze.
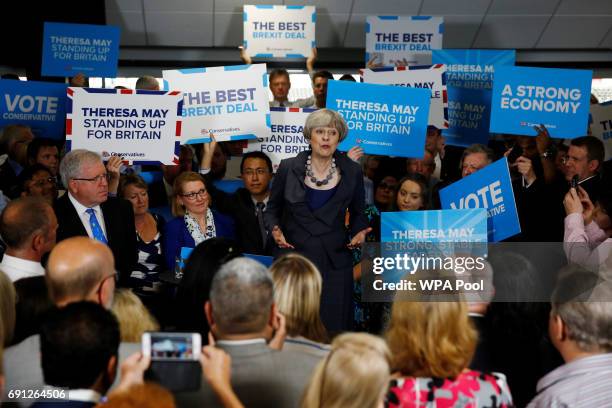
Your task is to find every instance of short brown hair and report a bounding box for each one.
[102,382,175,407]
[171,171,207,217]
[0,197,53,249]
[118,174,148,198]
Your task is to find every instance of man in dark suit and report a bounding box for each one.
[55,149,137,284]
[200,149,273,255]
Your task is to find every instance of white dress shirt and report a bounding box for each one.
[68,193,107,240]
[0,254,45,282]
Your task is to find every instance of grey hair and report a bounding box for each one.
[210,257,274,334]
[59,149,102,187]
[552,265,612,353]
[461,144,494,165]
[135,76,159,90]
[303,109,349,142]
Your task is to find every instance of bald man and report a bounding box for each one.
[4,237,138,392]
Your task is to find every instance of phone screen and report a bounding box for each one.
[149,333,197,361]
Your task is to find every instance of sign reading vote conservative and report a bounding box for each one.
[366,16,443,67]
[42,22,120,78]
[363,65,448,129]
[440,157,520,242]
[0,79,67,140]
[243,5,315,58]
[590,101,612,161]
[66,88,183,165]
[328,80,430,158]
[243,107,314,172]
[490,66,592,138]
[432,49,516,90]
[163,64,271,144]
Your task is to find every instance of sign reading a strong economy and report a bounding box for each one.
[163,64,271,143]
[439,157,520,242]
[327,80,430,158]
[363,65,448,129]
[66,88,183,165]
[0,79,67,140]
[590,101,612,161]
[243,107,314,172]
[366,16,443,67]
[490,66,592,138]
[243,5,315,58]
[41,22,120,78]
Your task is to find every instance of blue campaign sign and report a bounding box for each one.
[328,80,430,157]
[380,209,488,243]
[439,157,520,242]
[41,22,120,78]
[0,79,67,140]
[432,49,515,90]
[443,87,492,147]
[490,66,592,138]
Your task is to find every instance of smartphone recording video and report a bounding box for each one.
[143,332,201,361]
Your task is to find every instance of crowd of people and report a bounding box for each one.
[0,61,611,408]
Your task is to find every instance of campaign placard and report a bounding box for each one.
[163,64,271,144]
[490,66,592,138]
[590,101,612,161]
[365,16,443,67]
[243,107,314,171]
[328,80,430,158]
[41,22,120,78]
[243,5,316,58]
[66,88,183,165]
[0,79,67,139]
[443,87,492,147]
[439,157,520,242]
[432,49,515,90]
[363,65,448,129]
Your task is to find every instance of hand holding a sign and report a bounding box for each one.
[200,134,218,170]
[514,156,536,185]
[238,45,252,65]
[272,225,294,249]
[534,124,552,154]
[347,146,364,162]
[105,155,122,195]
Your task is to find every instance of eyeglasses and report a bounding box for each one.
[181,188,207,200]
[30,177,55,187]
[378,182,396,191]
[73,173,111,183]
[243,168,269,177]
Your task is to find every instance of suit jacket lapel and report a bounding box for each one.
[61,194,88,237]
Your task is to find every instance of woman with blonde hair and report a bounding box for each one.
[301,332,391,408]
[111,289,159,342]
[385,300,513,407]
[270,253,328,353]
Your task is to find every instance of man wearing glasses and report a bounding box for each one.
[54,149,137,285]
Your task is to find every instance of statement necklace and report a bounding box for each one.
[306,155,336,186]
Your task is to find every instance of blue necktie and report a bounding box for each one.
[86,208,108,244]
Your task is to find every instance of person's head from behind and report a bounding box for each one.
[565,136,605,182]
[19,164,58,205]
[270,254,327,343]
[103,382,176,408]
[26,138,60,176]
[0,196,57,259]
[171,171,210,217]
[269,69,291,101]
[46,237,116,309]
[1,124,34,165]
[111,289,159,343]
[135,76,160,91]
[119,174,149,217]
[406,150,435,181]
[386,299,477,378]
[0,270,16,347]
[240,151,273,198]
[205,257,274,339]
[301,333,391,408]
[461,144,494,178]
[394,174,428,211]
[60,149,109,207]
[41,301,120,394]
[311,70,334,107]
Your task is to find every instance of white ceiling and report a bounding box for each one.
[105,0,612,49]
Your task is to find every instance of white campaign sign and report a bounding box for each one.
[243,5,315,58]
[66,88,182,165]
[366,16,443,67]
[363,65,448,128]
[243,108,312,171]
[590,102,612,161]
[163,64,271,144]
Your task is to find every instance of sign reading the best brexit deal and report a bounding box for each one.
[432,49,516,90]
[490,66,592,138]
[243,5,315,58]
[66,88,183,165]
[41,22,120,78]
[589,101,612,161]
[0,79,67,140]
[328,80,430,158]
[440,157,520,242]
[366,16,443,67]
[244,107,314,172]
[443,87,492,147]
[363,65,448,129]
[163,64,271,144]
